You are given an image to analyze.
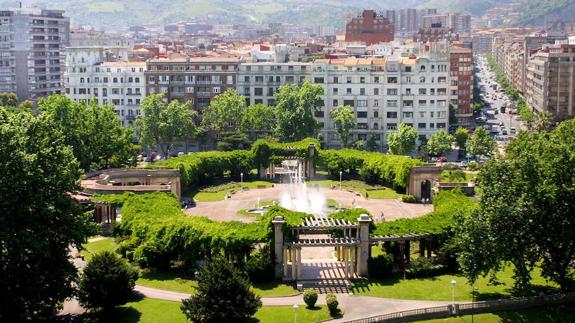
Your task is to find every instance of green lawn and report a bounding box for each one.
[80,237,119,261]
[90,298,331,323]
[352,264,557,301]
[137,270,299,297]
[419,304,575,322]
[308,179,403,199]
[440,170,477,183]
[192,180,274,202]
[254,305,332,323]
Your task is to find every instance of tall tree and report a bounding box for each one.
[202,89,246,132]
[427,130,454,156]
[466,127,496,158]
[181,258,261,322]
[137,94,197,158]
[239,103,275,137]
[365,134,379,152]
[330,105,355,148]
[273,81,323,141]
[386,123,417,155]
[454,127,469,150]
[0,92,18,107]
[0,108,93,321]
[457,120,575,292]
[39,95,137,171]
[532,111,553,132]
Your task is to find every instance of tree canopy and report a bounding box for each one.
[426,130,454,157]
[181,257,262,322]
[39,95,137,171]
[454,127,469,150]
[273,81,323,141]
[136,94,197,158]
[457,119,575,292]
[330,105,356,148]
[239,103,275,136]
[466,127,496,158]
[387,123,417,155]
[201,89,246,132]
[0,107,93,321]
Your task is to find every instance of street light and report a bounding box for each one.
[339,171,343,190]
[293,303,299,323]
[472,285,478,323]
[240,172,244,188]
[450,280,457,312]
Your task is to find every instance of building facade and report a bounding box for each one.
[0,8,69,101]
[449,46,473,126]
[345,10,394,45]
[64,46,146,126]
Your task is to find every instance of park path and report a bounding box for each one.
[133,285,455,322]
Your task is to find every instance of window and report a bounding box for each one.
[360,77,365,83]
[314,77,324,84]
[374,99,379,107]
[387,100,398,107]
[419,112,426,118]
[374,88,379,95]
[374,76,380,83]
[403,112,413,118]
[254,88,263,96]
[372,123,379,129]
[333,76,339,83]
[360,88,365,95]
[387,88,398,95]
[315,110,325,118]
[333,88,338,95]
[357,111,368,118]
[332,99,338,106]
[387,123,397,130]
[405,66,412,72]
[346,77,352,83]
[437,123,446,129]
[386,112,397,118]
[419,88,427,95]
[373,111,379,118]
[387,77,397,83]
[346,88,352,95]
[357,100,368,107]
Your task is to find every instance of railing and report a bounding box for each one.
[344,292,575,323]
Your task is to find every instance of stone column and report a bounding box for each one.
[405,240,411,265]
[259,164,266,180]
[291,248,296,280]
[296,248,302,280]
[307,144,315,179]
[343,247,349,279]
[357,214,372,277]
[283,248,289,277]
[272,216,286,279]
[398,241,405,270]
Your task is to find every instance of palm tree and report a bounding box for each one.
[532,111,553,132]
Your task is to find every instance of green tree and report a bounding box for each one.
[427,130,454,156]
[39,95,137,171]
[216,131,251,151]
[137,94,197,158]
[78,251,139,311]
[365,134,379,152]
[466,127,496,158]
[532,111,553,132]
[387,123,417,155]
[454,127,469,150]
[449,103,458,126]
[273,81,323,141]
[0,92,18,107]
[181,258,261,322]
[239,103,275,137]
[457,121,575,292]
[330,105,355,148]
[202,89,246,132]
[0,108,93,321]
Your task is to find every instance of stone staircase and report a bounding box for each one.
[297,279,353,294]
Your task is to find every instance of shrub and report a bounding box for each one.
[303,289,318,308]
[367,253,394,278]
[402,195,417,203]
[405,257,446,279]
[181,257,261,322]
[244,246,274,283]
[467,161,479,171]
[326,293,339,316]
[78,251,139,311]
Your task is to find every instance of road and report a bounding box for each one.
[473,55,524,143]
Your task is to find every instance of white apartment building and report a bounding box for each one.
[237,46,451,150]
[64,46,146,126]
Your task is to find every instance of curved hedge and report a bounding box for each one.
[151,150,255,187]
[373,190,476,236]
[252,137,320,168]
[319,150,423,191]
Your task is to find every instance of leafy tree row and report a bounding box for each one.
[456,119,575,293]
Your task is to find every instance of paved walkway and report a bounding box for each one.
[185,184,432,222]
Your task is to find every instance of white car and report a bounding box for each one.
[510,127,517,134]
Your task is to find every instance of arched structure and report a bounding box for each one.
[407,165,442,200]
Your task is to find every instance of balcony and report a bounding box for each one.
[196,91,212,97]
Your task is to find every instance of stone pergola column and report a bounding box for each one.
[283,248,289,277]
[357,214,372,277]
[296,248,302,280]
[404,240,411,265]
[343,247,349,279]
[272,216,286,279]
[398,241,405,269]
[291,248,296,280]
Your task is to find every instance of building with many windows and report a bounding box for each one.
[64,46,146,126]
[449,46,473,126]
[345,10,394,45]
[0,8,69,101]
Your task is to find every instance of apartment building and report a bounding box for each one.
[145,56,240,112]
[345,10,394,45]
[525,44,575,121]
[450,46,473,126]
[64,46,146,126]
[237,62,310,106]
[0,8,69,101]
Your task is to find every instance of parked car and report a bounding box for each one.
[438,156,447,162]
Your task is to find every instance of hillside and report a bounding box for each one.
[12,0,424,31]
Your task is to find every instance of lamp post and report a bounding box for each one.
[451,280,457,313]
[293,303,299,323]
[339,171,343,190]
[240,172,244,188]
[472,285,478,323]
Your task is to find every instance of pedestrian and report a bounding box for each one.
[380,211,385,222]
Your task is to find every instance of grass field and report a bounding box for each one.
[420,304,575,322]
[308,179,403,199]
[192,180,274,202]
[92,298,331,323]
[352,263,557,301]
[80,237,119,261]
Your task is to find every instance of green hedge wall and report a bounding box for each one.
[252,137,320,168]
[319,149,423,191]
[373,190,477,236]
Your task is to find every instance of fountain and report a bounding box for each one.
[279,160,327,215]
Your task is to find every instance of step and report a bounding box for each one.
[297,279,352,294]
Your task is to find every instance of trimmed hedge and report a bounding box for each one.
[373,189,477,236]
[319,150,423,191]
[252,137,320,168]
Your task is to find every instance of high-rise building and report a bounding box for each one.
[525,44,575,121]
[345,10,394,45]
[449,46,473,126]
[0,8,70,101]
